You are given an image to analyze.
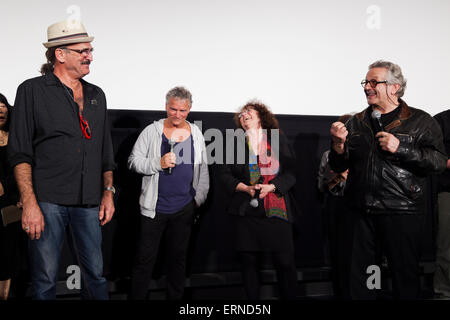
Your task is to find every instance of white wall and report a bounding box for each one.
[1,0,449,115]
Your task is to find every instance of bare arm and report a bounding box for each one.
[14,163,44,240]
[99,170,115,226]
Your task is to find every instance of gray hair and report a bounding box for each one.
[368,60,407,98]
[165,86,192,107]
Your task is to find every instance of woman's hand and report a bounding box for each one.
[255,184,276,199]
[236,182,256,197]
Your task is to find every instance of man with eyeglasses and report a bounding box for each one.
[8,19,115,300]
[329,60,446,299]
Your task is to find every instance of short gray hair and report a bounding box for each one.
[165,86,192,107]
[368,60,407,98]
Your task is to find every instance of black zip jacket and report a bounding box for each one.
[329,99,447,214]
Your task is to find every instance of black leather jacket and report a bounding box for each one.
[329,99,447,214]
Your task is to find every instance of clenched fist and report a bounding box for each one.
[330,121,348,154]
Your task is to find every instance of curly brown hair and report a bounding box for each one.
[233,100,279,130]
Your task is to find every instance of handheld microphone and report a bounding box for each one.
[168,139,176,174]
[249,190,261,208]
[371,109,384,132]
[249,177,264,208]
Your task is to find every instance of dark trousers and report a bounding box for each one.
[239,251,298,300]
[349,211,424,300]
[322,194,353,299]
[129,201,195,300]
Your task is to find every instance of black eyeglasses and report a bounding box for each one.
[361,79,388,88]
[61,47,94,56]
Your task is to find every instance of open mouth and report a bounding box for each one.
[365,90,377,97]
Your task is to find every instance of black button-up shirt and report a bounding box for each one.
[8,72,116,205]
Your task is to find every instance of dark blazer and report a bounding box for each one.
[220,131,298,223]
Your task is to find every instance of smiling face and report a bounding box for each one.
[0,103,8,130]
[363,67,400,110]
[239,107,261,131]
[166,97,191,127]
[363,67,389,107]
[56,43,94,79]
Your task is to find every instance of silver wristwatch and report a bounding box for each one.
[104,186,116,195]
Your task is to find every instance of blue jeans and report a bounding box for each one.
[29,202,108,300]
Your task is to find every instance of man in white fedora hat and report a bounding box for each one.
[8,19,116,300]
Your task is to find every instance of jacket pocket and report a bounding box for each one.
[394,133,414,144]
[140,175,157,210]
[381,167,423,201]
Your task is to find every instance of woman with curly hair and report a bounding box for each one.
[221,100,298,300]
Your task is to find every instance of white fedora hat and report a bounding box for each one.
[43,20,94,48]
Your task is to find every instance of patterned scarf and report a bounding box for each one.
[248,134,288,221]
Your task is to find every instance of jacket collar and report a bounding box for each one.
[355,99,411,131]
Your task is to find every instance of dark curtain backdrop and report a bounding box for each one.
[57,110,437,281]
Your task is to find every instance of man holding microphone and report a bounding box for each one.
[127,86,209,300]
[329,60,446,299]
